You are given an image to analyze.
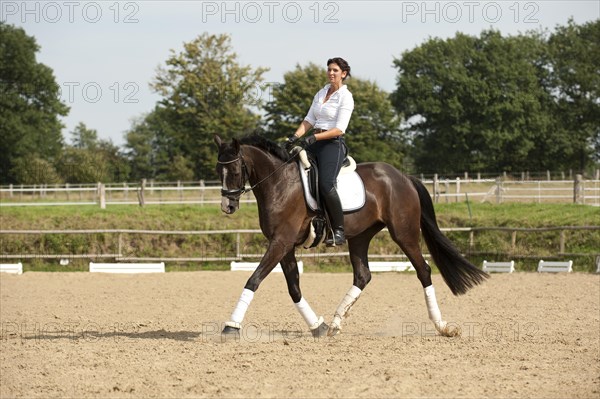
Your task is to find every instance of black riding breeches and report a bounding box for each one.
[307,137,347,193]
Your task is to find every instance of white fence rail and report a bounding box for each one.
[1,176,599,207]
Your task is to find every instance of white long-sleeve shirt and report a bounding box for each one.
[304,84,354,133]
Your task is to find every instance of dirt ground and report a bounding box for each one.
[1,271,598,398]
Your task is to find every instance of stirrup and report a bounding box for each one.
[325,229,345,247]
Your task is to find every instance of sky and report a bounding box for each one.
[4,0,599,147]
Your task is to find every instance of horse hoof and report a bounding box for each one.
[222,325,241,335]
[435,321,461,337]
[440,324,461,338]
[311,321,329,338]
[326,325,340,337]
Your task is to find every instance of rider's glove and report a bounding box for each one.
[285,135,299,153]
[285,134,317,154]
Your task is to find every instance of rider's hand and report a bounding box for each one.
[299,135,317,149]
[285,134,317,154]
[285,135,299,153]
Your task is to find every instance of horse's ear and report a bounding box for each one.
[232,138,241,154]
[214,135,223,148]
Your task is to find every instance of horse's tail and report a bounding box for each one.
[408,176,488,295]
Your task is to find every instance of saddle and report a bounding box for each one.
[296,150,366,248]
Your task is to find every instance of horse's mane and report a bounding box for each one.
[239,134,290,162]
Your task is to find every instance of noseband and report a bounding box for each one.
[217,155,249,200]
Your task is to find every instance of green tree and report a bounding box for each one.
[56,123,130,183]
[124,114,158,180]
[392,30,554,174]
[345,78,407,169]
[0,22,69,183]
[10,155,62,184]
[264,63,406,168]
[545,19,600,172]
[263,63,325,139]
[124,106,192,181]
[70,122,99,150]
[392,22,600,175]
[150,33,268,179]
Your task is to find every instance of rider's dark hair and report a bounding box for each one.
[327,57,351,81]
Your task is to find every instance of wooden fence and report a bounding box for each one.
[1,175,599,207]
[1,226,597,267]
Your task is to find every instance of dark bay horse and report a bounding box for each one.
[214,134,488,337]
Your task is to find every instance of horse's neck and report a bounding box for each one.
[242,146,287,193]
[242,145,303,230]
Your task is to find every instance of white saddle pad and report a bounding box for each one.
[298,161,366,213]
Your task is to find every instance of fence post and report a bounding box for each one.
[469,230,474,251]
[98,183,106,209]
[511,231,517,252]
[546,170,551,181]
[455,178,460,203]
[117,232,123,260]
[574,174,583,204]
[444,179,450,203]
[495,177,503,204]
[138,179,146,207]
[200,180,205,207]
[9,184,13,198]
[433,174,439,203]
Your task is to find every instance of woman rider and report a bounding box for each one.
[286,57,354,246]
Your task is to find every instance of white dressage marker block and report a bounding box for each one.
[596,257,600,273]
[537,260,573,273]
[89,262,165,273]
[482,260,515,273]
[230,261,304,274]
[369,261,415,272]
[0,263,23,275]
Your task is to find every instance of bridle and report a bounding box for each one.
[217,147,298,201]
[217,155,250,201]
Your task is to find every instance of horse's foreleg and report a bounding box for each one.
[222,240,289,334]
[328,233,374,336]
[280,251,329,338]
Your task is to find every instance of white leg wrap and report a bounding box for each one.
[229,288,255,326]
[424,285,447,331]
[294,297,321,329]
[331,285,362,330]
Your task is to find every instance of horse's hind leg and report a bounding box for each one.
[388,224,460,337]
[280,251,329,338]
[328,226,379,336]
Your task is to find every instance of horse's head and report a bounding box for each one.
[214,135,247,214]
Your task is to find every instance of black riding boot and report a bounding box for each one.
[323,187,345,247]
